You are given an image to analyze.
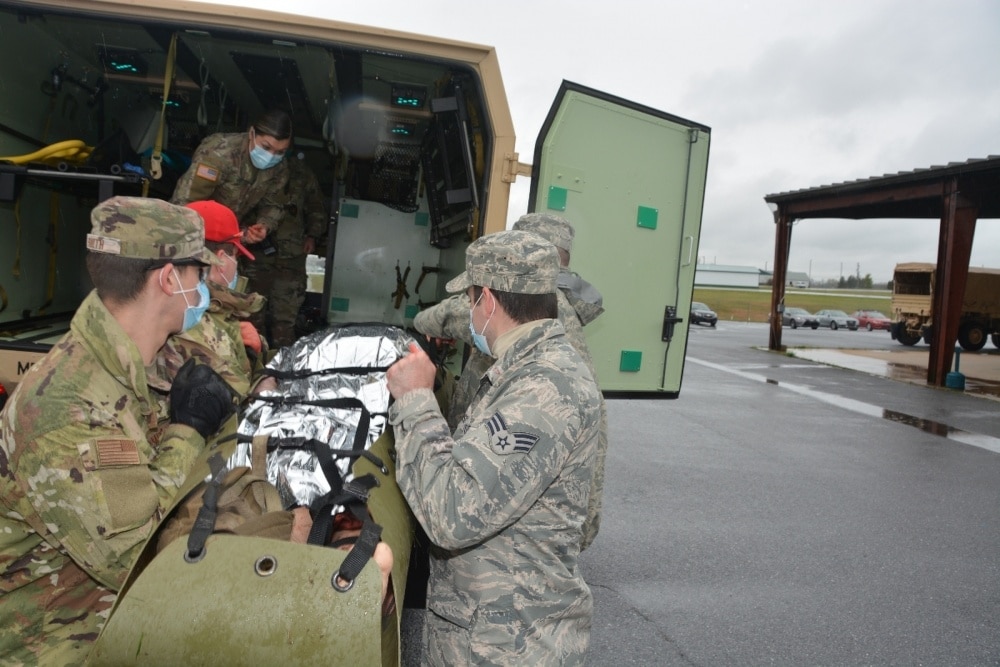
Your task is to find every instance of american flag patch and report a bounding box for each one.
[485,411,539,455]
[195,163,219,182]
[95,439,141,467]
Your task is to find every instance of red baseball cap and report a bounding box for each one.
[184,200,255,260]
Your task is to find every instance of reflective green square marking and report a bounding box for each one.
[330,297,350,312]
[547,186,568,211]
[636,205,658,230]
[620,350,642,372]
[404,304,419,318]
[341,203,360,218]
[414,212,429,227]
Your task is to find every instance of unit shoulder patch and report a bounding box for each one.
[485,411,540,456]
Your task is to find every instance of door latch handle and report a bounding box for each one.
[662,305,684,342]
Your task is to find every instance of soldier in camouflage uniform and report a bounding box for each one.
[171,109,292,247]
[0,197,236,665]
[388,230,601,665]
[156,200,267,397]
[413,213,609,550]
[243,154,327,347]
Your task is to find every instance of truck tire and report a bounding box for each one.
[958,321,988,352]
[830,321,838,330]
[895,325,921,346]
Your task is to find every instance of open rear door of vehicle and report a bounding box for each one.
[529,81,710,396]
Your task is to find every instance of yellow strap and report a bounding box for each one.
[150,32,178,181]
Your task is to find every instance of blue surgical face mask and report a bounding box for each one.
[174,269,210,332]
[468,291,495,357]
[222,253,239,290]
[248,129,284,170]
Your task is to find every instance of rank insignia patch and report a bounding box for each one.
[485,411,540,455]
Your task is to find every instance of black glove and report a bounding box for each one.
[169,359,237,438]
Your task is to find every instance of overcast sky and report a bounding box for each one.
[203,0,999,282]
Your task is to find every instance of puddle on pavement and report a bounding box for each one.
[688,357,1000,454]
[787,349,1000,400]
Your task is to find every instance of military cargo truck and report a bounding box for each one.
[0,0,710,663]
[890,262,1000,351]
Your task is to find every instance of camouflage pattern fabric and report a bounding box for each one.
[170,132,289,233]
[390,319,601,665]
[0,291,208,665]
[445,231,560,295]
[156,281,266,397]
[413,271,609,549]
[558,270,605,326]
[87,196,221,266]
[243,158,327,347]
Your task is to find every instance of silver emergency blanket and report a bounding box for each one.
[232,324,412,510]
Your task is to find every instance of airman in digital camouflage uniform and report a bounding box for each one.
[0,197,236,665]
[156,200,267,397]
[243,154,327,347]
[413,212,609,550]
[171,109,292,247]
[388,230,601,665]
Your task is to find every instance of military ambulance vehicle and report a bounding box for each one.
[891,263,1000,351]
[0,0,710,663]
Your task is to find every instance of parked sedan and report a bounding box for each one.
[781,307,819,329]
[852,309,892,331]
[690,301,718,327]
[814,309,859,331]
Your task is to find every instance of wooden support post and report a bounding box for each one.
[928,179,978,385]
[769,209,791,351]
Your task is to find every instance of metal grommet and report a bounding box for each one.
[331,570,354,592]
[184,548,206,564]
[254,555,278,577]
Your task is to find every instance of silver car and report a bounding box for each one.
[814,309,859,331]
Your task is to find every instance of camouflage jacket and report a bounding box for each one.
[262,157,327,259]
[170,132,289,233]
[0,291,208,665]
[156,281,265,397]
[413,280,609,550]
[389,319,601,665]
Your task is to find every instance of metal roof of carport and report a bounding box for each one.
[762,155,1000,388]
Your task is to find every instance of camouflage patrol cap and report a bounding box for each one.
[446,230,559,295]
[512,212,574,252]
[87,196,221,265]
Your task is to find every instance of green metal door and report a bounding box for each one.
[530,81,710,395]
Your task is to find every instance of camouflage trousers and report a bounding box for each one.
[242,255,307,348]
[0,558,115,666]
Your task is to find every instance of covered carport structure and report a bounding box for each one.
[764,156,1000,387]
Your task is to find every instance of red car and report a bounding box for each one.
[852,310,892,331]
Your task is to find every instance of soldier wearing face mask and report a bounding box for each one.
[154,200,268,397]
[0,197,236,665]
[171,109,292,249]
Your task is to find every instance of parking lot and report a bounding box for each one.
[582,322,1000,665]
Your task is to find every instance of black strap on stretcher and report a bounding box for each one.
[244,393,386,591]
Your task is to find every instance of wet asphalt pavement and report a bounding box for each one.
[404,322,1000,665]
